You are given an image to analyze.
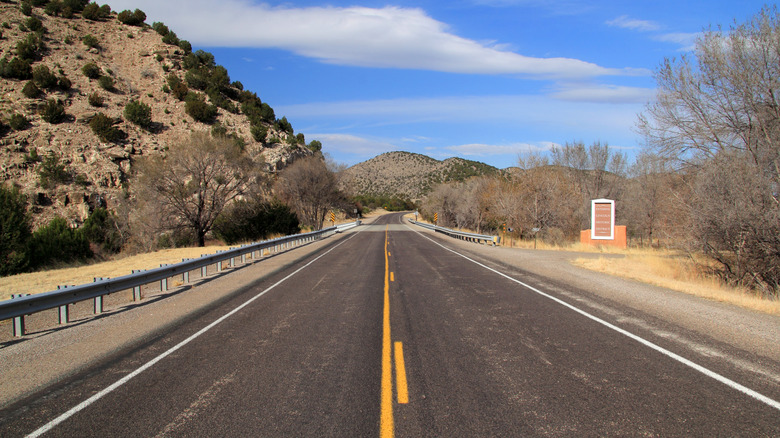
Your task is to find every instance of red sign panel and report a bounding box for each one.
[591,200,614,240]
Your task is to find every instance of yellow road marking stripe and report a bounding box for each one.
[394,342,409,404]
[391,272,394,282]
[380,225,394,438]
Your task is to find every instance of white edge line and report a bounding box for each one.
[405,221,780,412]
[27,230,363,438]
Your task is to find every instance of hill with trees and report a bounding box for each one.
[339,151,502,201]
[0,0,318,230]
[0,0,327,275]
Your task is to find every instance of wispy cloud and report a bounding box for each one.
[307,133,400,157]
[104,0,634,79]
[606,15,661,32]
[446,142,553,156]
[550,84,655,103]
[653,32,699,51]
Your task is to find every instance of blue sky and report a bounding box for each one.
[104,0,769,168]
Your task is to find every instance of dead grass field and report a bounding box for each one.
[572,251,780,316]
[0,245,234,301]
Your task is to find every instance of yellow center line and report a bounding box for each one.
[380,225,393,438]
[394,342,409,404]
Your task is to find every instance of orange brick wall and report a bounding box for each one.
[580,225,627,249]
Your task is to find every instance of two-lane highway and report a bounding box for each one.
[1,212,778,436]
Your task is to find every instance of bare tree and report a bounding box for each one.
[136,132,254,247]
[551,140,627,228]
[638,6,780,293]
[274,156,340,230]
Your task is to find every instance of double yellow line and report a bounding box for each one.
[381,226,408,438]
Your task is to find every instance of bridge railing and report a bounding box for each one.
[0,221,361,337]
[408,219,498,246]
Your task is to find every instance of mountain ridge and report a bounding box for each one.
[339,150,503,200]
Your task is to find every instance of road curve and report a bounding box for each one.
[0,212,778,436]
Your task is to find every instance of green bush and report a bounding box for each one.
[161,31,179,46]
[0,184,32,276]
[82,34,98,48]
[63,0,89,12]
[185,93,217,124]
[21,2,32,16]
[80,207,124,253]
[39,98,66,123]
[44,1,63,16]
[89,112,124,142]
[184,70,207,90]
[117,8,145,26]
[32,64,57,89]
[87,91,103,107]
[26,16,44,32]
[98,74,114,91]
[82,2,110,20]
[275,116,293,134]
[38,152,70,188]
[22,80,42,98]
[9,113,29,131]
[214,200,300,244]
[152,21,169,36]
[124,99,151,128]
[167,73,188,100]
[27,217,92,269]
[81,62,101,78]
[0,56,32,80]
[16,33,43,61]
[58,75,72,90]
[178,39,192,54]
[251,124,267,142]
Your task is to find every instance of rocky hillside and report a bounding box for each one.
[339,151,501,200]
[0,1,312,227]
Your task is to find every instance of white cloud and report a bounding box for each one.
[104,0,632,78]
[653,32,699,51]
[607,15,661,32]
[308,133,400,156]
[550,84,655,103]
[447,142,553,156]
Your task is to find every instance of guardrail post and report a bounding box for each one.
[182,259,190,283]
[201,255,208,277]
[11,294,28,337]
[56,285,70,323]
[131,270,144,301]
[93,278,107,314]
[159,265,168,291]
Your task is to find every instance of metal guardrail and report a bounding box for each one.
[408,219,498,246]
[1,220,361,337]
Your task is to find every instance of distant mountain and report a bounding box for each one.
[339,151,502,200]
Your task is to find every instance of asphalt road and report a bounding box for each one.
[1,212,778,437]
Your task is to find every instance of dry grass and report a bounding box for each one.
[0,245,232,301]
[573,252,780,316]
